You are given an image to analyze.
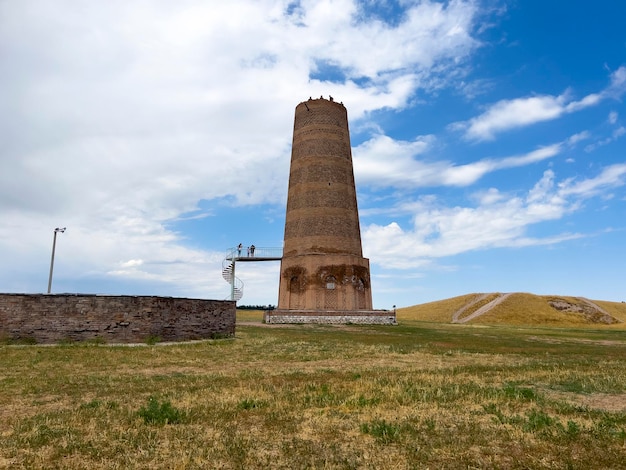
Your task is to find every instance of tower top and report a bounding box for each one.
[301,95,344,107]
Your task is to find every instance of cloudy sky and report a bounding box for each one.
[1,0,625,308]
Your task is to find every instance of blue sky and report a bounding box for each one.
[1,0,625,308]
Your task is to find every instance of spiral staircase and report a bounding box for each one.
[222,257,243,301]
[222,247,283,301]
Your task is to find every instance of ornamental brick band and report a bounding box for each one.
[265,309,396,325]
[291,138,351,159]
[286,189,358,211]
[0,293,235,344]
[284,216,361,240]
[288,165,351,185]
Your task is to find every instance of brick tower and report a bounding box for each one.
[268,97,394,324]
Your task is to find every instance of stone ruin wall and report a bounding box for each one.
[0,294,235,344]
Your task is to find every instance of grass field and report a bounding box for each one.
[1,309,625,469]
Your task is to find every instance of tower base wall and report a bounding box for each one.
[278,253,373,311]
[265,309,396,325]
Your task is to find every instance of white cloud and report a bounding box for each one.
[119,259,144,268]
[452,93,576,141]
[299,0,479,79]
[560,163,626,197]
[567,131,591,146]
[606,66,626,97]
[451,66,626,141]
[0,0,483,297]
[585,126,626,152]
[363,166,626,269]
[354,134,562,188]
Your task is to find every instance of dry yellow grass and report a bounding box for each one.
[478,293,597,327]
[1,319,625,468]
[235,309,265,322]
[595,300,626,323]
[396,293,475,322]
[0,302,623,469]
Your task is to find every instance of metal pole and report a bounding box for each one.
[47,227,65,293]
[230,259,236,301]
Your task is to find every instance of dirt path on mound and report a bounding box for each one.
[578,297,612,316]
[452,293,512,324]
[451,293,490,323]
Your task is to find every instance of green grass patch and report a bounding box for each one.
[360,418,402,443]
[137,396,186,425]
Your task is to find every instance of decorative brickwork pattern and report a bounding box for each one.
[284,216,361,239]
[286,189,358,211]
[291,139,351,160]
[288,164,351,185]
[0,294,235,343]
[294,105,346,129]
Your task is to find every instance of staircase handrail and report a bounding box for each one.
[222,256,244,301]
[226,246,283,260]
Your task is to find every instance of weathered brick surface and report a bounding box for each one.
[291,138,351,160]
[286,188,358,211]
[284,215,361,241]
[288,164,351,185]
[282,98,362,254]
[294,103,346,130]
[279,254,372,311]
[0,294,235,343]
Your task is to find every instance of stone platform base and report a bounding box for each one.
[264,309,396,325]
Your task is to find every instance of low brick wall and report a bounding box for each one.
[0,294,235,344]
[265,309,396,325]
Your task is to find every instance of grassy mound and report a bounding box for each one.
[399,293,626,329]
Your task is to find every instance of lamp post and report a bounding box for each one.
[47,227,66,294]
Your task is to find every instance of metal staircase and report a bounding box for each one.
[222,257,243,301]
[222,247,283,302]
